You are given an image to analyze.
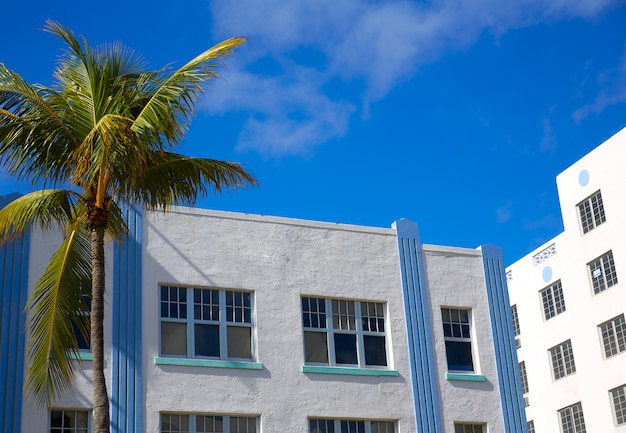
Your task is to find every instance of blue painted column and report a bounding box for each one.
[393,219,442,433]
[479,244,526,433]
[111,208,142,433]
[0,193,30,433]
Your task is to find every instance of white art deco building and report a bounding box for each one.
[506,127,626,432]
[1,199,526,433]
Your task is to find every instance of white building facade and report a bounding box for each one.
[506,127,626,432]
[0,203,525,433]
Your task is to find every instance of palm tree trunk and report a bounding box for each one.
[91,224,110,433]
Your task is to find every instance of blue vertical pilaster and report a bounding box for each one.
[479,244,526,433]
[111,207,142,433]
[393,219,442,433]
[0,193,30,433]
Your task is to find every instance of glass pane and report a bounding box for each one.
[161,322,187,355]
[445,341,474,371]
[51,411,63,427]
[334,333,358,365]
[227,326,252,359]
[75,411,88,428]
[195,324,220,357]
[364,335,387,366]
[304,331,329,363]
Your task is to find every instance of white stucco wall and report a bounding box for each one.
[421,245,505,433]
[507,127,626,432]
[142,208,416,433]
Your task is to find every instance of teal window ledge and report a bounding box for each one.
[446,373,486,382]
[68,352,93,361]
[301,365,399,377]
[154,357,263,370]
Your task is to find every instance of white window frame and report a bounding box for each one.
[610,384,626,426]
[527,420,535,433]
[558,402,587,433]
[441,307,475,373]
[161,413,258,433]
[519,361,529,394]
[453,423,486,433]
[309,418,395,433]
[549,340,576,380]
[588,250,618,294]
[511,304,520,337]
[73,289,91,352]
[540,280,566,320]
[599,314,626,359]
[50,409,91,433]
[577,190,606,234]
[301,297,389,368]
[159,285,255,361]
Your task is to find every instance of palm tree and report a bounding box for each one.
[0,21,256,433]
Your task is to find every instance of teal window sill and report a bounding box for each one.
[446,373,486,382]
[301,365,399,377]
[154,357,263,370]
[68,352,93,361]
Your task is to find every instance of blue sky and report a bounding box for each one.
[1,0,625,263]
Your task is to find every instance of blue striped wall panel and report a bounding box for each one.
[394,219,442,433]
[112,208,142,433]
[479,244,527,433]
[0,194,30,433]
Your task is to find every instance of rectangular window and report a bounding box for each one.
[511,304,520,336]
[73,289,91,351]
[540,280,566,320]
[519,361,529,394]
[50,410,90,433]
[550,340,576,380]
[558,402,586,433]
[611,384,626,426]
[301,297,388,368]
[588,251,618,294]
[161,414,257,433]
[578,190,606,234]
[599,314,626,358]
[160,285,253,360]
[442,308,474,372]
[453,423,485,433]
[309,419,395,433]
[527,420,535,433]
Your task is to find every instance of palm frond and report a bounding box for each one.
[0,65,76,185]
[24,221,92,407]
[131,37,246,147]
[120,151,257,208]
[0,189,84,243]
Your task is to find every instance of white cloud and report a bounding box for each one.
[496,201,514,223]
[206,0,620,156]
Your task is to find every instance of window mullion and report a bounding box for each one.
[355,302,366,367]
[187,288,194,358]
[219,290,227,360]
[327,299,336,366]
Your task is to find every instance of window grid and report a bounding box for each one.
[511,304,520,336]
[578,190,606,234]
[519,361,529,394]
[588,251,618,294]
[611,385,626,426]
[161,414,257,433]
[442,308,474,372]
[50,410,89,433]
[558,402,586,433]
[527,420,535,433]
[309,419,394,433]
[540,280,566,320]
[453,423,485,433]
[160,285,253,361]
[550,340,576,380]
[302,297,388,368]
[600,314,626,358]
